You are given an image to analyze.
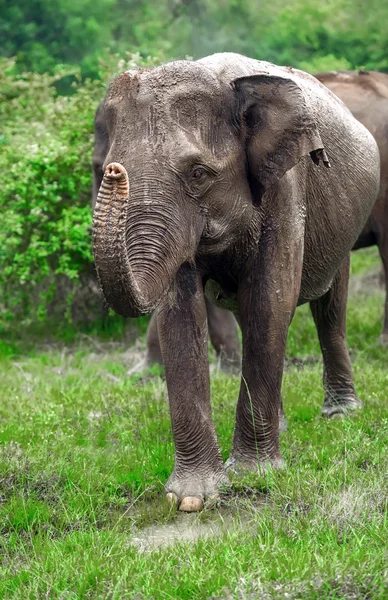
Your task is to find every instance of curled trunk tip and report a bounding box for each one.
[102,162,129,200]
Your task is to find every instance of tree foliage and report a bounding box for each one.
[1,0,388,78]
[0,54,158,329]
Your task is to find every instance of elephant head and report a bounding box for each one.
[92,61,327,318]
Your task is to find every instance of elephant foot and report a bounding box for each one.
[321,394,363,418]
[165,469,229,512]
[225,453,286,476]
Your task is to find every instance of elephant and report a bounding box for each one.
[92,102,241,372]
[315,70,388,344]
[92,53,379,511]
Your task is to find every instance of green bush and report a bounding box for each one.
[0,54,160,332]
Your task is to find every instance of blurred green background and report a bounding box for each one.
[2,0,388,78]
[1,0,387,338]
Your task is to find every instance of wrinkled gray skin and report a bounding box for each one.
[92,103,241,372]
[92,53,379,511]
[316,70,388,344]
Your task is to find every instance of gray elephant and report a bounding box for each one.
[92,102,241,372]
[92,53,379,511]
[315,70,388,344]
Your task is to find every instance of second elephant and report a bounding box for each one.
[316,69,388,344]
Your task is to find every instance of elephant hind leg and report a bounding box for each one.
[310,254,362,417]
[206,299,241,373]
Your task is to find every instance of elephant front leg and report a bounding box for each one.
[310,255,362,417]
[226,255,300,472]
[158,264,228,512]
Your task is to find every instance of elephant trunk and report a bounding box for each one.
[92,162,200,318]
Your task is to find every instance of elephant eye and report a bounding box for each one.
[191,167,206,180]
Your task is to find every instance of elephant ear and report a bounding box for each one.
[232,74,330,193]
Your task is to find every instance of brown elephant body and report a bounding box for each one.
[92,102,241,372]
[315,70,388,343]
[92,53,379,511]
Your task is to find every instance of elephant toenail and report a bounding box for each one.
[166,492,178,505]
[179,497,204,512]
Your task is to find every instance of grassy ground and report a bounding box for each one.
[0,248,387,599]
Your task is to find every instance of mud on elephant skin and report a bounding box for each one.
[92,102,241,373]
[92,53,379,511]
[315,69,388,345]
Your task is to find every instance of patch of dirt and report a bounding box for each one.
[131,505,262,552]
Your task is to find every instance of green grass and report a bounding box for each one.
[0,248,387,599]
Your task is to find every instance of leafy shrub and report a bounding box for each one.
[0,54,159,332]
